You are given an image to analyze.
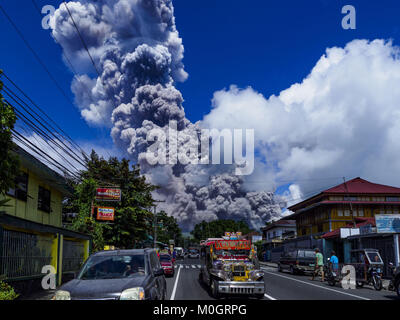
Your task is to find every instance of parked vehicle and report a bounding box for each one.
[388,262,400,297]
[188,249,200,259]
[53,249,167,300]
[159,254,175,277]
[175,247,184,259]
[199,238,265,299]
[351,249,383,291]
[278,249,316,274]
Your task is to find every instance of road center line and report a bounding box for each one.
[264,293,277,300]
[262,270,370,300]
[170,264,182,300]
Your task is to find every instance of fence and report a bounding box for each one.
[62,240,85,273]
[0,230,53,280]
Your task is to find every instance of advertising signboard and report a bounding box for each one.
[375,214,400,233]
[95,188,121,201]
[96,207,115,221]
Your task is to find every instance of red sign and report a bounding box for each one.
[95,188,121,201]
[96,207,115,221]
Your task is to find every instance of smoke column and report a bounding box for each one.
[49,0,283,231]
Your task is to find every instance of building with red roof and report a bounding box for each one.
[286,177,400,238]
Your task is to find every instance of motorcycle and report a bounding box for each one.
[388,262,400,297]
[351,249,383,291]
[324,258,338,287]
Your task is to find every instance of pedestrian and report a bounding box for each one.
[311,248,324,282]
[329,250,339,273]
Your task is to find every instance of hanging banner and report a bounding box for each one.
[96,207,115,221]
[95,188,121,201]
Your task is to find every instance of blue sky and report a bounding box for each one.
[1,0,400,163]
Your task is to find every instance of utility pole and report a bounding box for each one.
[152,200,165,249]
[154,205,157,249]
[343,177,362,248]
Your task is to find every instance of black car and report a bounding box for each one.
[278,249,316,274]
[53,249,167,300]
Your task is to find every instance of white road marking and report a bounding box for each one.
[191,265,196,268]
[186,265,189,269]
[170,265,182,300]
[262,270,370,300]
[264,293,277,300]
[197,265,201,268]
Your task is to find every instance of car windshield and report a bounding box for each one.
[160,255,171,262]
[190,250,198,254]
[298,250,315,258]
[78,254,146,280]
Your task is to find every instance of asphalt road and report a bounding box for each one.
[167,258,399,300]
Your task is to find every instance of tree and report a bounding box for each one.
[190,219,253,242]
[154,210,183,246]
[64,150,158,249]
[0,71,19,203]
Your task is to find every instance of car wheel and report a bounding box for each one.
[356,281,364,288]
[211,279,220,299]
[290,265,295,275]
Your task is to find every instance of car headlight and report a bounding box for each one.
[246,263,254,270]
[120,287,145,300]
[54,290,71,300]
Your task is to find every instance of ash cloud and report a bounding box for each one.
[50,0,282,231]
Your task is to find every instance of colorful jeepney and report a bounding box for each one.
[199,238,265,298]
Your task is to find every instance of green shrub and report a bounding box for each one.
[0,280,19,300]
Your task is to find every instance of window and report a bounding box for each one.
[386,197,400,202]
[358,207,364,217]
[337,208,343,217]
[38,186,51,213]
[317,224,323,233]
[344,209,350,217]
[7,172,28,201]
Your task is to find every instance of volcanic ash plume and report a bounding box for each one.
[50,0,283,231]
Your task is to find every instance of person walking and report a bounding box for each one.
[311,248,324,282]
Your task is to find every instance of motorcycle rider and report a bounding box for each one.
[329,250,339,274]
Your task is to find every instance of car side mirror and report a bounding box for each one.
[154,268,164,277]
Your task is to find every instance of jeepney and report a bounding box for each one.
[199,238,265,299]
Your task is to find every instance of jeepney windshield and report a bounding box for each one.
[215,249,250,256]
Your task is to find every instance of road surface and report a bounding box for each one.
[166,258,399,300]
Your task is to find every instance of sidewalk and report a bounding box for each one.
[19,289,55,300]
[260,261,278,268]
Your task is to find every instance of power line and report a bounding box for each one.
[12,130,80,180]
[62,1,102,78]
[1,71,87,159]
[0,4,76,110]
[2,87,87,168]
